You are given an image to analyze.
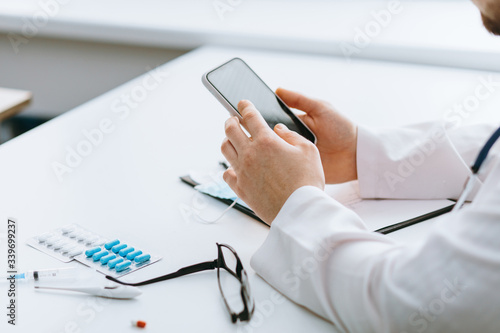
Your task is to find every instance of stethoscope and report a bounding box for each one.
[452,126,500,212]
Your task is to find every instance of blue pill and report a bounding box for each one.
[119,246,134,257]
[100,253,117,265]
[115,261,132,272]
[112,243,127,253]
[108,257,124,268]
[126,250,142,260]
[134,254,151,264]
[93,250,109,261]
[104,239,120,250]
[85,247,101,257]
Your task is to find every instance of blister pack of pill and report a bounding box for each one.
[26,224,161,277]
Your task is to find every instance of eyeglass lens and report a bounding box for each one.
[218,245,246,314]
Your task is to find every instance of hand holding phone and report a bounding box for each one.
[202,58,316,143]
[274,87,358,184]
[221,99,325,223]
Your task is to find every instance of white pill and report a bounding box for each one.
[85,235,99,245]
[92,238,107,247]
[53,241,69,250]
[77,232,91,241]
[68,248,83,257]
[68,230,81,238]
[38,232,55,243]
[61,225,76,234]
[45,237,62,246]
[61,245,76,253]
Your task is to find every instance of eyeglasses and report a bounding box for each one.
[106,243,255,323]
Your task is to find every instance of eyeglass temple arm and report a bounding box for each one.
[105,259,218,286]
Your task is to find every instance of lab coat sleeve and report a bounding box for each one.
[356,122,499,199]
[251,183,500,333]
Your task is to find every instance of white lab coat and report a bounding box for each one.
[251,121,500,333]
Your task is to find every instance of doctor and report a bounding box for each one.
[221,1,500,332]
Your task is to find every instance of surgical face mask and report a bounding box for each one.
[195,172,238,201]
[183,171,240,224]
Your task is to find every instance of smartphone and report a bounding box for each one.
[202,58,316,143]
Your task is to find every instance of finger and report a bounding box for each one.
[274,123,308,146]
[223,168,237,189]
[225,116,249,151]
[297,113,314,129]
[276,87,323,116]
[221,137,237,165]
[237,100,271,138]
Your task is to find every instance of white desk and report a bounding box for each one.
[1,46,500,332]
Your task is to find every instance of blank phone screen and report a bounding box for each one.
[206,58,315,142]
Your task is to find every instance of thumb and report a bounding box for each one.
[276,87,323,116]
[274,124,306,146]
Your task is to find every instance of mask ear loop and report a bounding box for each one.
[189,193,238,224]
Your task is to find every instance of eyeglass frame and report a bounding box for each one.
[105,243,255,323]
